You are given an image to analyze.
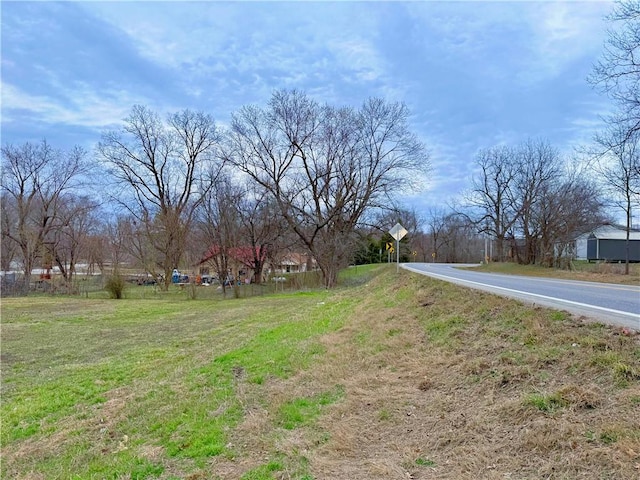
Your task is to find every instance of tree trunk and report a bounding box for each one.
[625,196,631,275]
[495,235,505,262]
[253,261,263,284]
[163,266,172,291]
[320,264,338,289]
[21,256,34,292]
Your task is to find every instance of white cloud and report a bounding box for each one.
[1,81,137,129]
[521,1,612,82]
[562,100,610,153]
[327,38,385,83]
[78,2,230,69]
[406,1,611,85]
[80,1,395,102]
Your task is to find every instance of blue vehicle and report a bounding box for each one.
[171,269,181,283]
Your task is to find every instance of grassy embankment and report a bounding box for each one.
[1,264,639,479]
[471,261,640,285]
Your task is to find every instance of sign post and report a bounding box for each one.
[388,223,408,272]
[385,242,394,263]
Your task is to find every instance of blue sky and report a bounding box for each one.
[1,0,614,213]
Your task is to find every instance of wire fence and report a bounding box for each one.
[0,270,325,300]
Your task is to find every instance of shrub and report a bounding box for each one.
[105,274,126,299]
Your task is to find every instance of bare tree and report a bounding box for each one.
[465,140,609,267]
[593,121,640,273]
[104,215,138,276]
[196,173,243,296]
[409,231,431,263]
[534,173,607,268]
[437,214,482,263]
[84,231,107,275]
[224,90,429,288]
[425,206,451,262]
[235,185,288,284]
[510,139,562,265]
[49,194,100,290]
[589,0,640,137]
[1,140,88,291]
[1,192,18,272]
[98,106,221,289]
[588,1,640,274]
[465,145,518,261]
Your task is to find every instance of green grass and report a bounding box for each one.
[278,386,345,430]
[377,408,391,421]
[0,266,378,478]
[524,392,569,413]
[423,315,466,346]
[240,460,285,480]
[415,457,436,467]
[338,263,382,286]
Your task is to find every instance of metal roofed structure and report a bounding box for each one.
[576,224,640,262]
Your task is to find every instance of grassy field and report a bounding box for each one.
[1,264,639,479]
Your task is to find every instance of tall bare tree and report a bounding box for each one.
[1,140,88,291]
[534,173,607,268]
[465,141,610,267]
[590,0,640,137]
[1,192,18,272]
[510,139,562,264]
[589,0,640,274]
[104,215,140,276]
[196,173,243,296]
[440,214,482,263]
[593,121,640,273]
[425,206,451,262]
[466,145,518,261]
[224,90,429,287]
[98,106,221,289]
[235,185,287,284]
[49,194,100,289]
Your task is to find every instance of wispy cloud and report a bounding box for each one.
[520,2,611,84]
[405,1,610,86]
[78,1,397,105]
[2,81,137,129]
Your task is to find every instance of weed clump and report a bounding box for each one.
[524,391,569,413]
[415,457,436,467]
[613,362,640,384]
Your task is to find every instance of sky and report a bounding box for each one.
[1,0,616,214]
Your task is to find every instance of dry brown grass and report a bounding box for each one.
[473,261,640,286]
[217,271,640,479]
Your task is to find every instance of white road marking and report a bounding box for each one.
[403,265,640,323]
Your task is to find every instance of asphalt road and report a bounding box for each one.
[402,263,640,330]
